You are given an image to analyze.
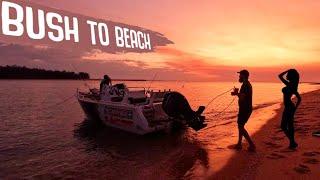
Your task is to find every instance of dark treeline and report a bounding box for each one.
[0,65,90,79]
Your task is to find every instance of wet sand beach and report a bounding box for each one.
[212,89,320,179]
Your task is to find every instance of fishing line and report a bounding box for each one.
[36,94,76,120]
[200,87,237,130]
[204,97,237,130]
[208,97,236,118]
[42,94,76,111]
[205,88,234,110]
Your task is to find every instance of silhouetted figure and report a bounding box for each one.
[100,75,112,92]
[278,69,301,149]
[231,70,255,151]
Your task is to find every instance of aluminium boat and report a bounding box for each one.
[77,83,206,135]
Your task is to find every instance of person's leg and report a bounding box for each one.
[242,112,255,147]
[237,124,243,145]
[239,125,255,147]
[288,110,297,148]
[281,109,290,139]
[235,115,244,149]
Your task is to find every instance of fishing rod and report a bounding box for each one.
[146,72,158,91]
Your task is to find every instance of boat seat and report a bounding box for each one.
[127,90,147,104]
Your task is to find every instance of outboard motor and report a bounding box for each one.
[162,91,207,131]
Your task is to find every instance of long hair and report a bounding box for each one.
[103,75,111,85]
[286,69,300,91]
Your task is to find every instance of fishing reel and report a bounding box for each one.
[231,87,239,96]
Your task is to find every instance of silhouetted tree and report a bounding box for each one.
[0,65,90,79]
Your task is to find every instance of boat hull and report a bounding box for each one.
[78,99,101,121]
[78,98,171,135]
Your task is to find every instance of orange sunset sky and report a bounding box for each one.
[2,0,320,82]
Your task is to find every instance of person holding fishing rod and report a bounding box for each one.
[231,70,256,151]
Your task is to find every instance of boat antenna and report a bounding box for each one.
[147,72,158,91]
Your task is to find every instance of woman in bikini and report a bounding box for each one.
[278,69,301,149]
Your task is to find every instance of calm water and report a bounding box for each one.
[0,80,319,179]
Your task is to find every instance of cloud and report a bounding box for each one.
[0,42,205,80]
[0,42,319,82]
[156,46,320,82]
[0,42,83,68]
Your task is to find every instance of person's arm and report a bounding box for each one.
[100,83,103,92]
[237,84,250,100]
[278,70,289,86]
[237,92,246,100]
[294,91,302,109]
[100,80,105,92]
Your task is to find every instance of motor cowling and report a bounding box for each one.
[162,91,206,131]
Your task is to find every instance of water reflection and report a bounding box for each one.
[74,119,209,179]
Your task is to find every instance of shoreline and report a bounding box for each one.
[211,89,320,179]
[0,79,319,84]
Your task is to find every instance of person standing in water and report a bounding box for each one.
[278,69,301,149]
[231,70,256,151]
